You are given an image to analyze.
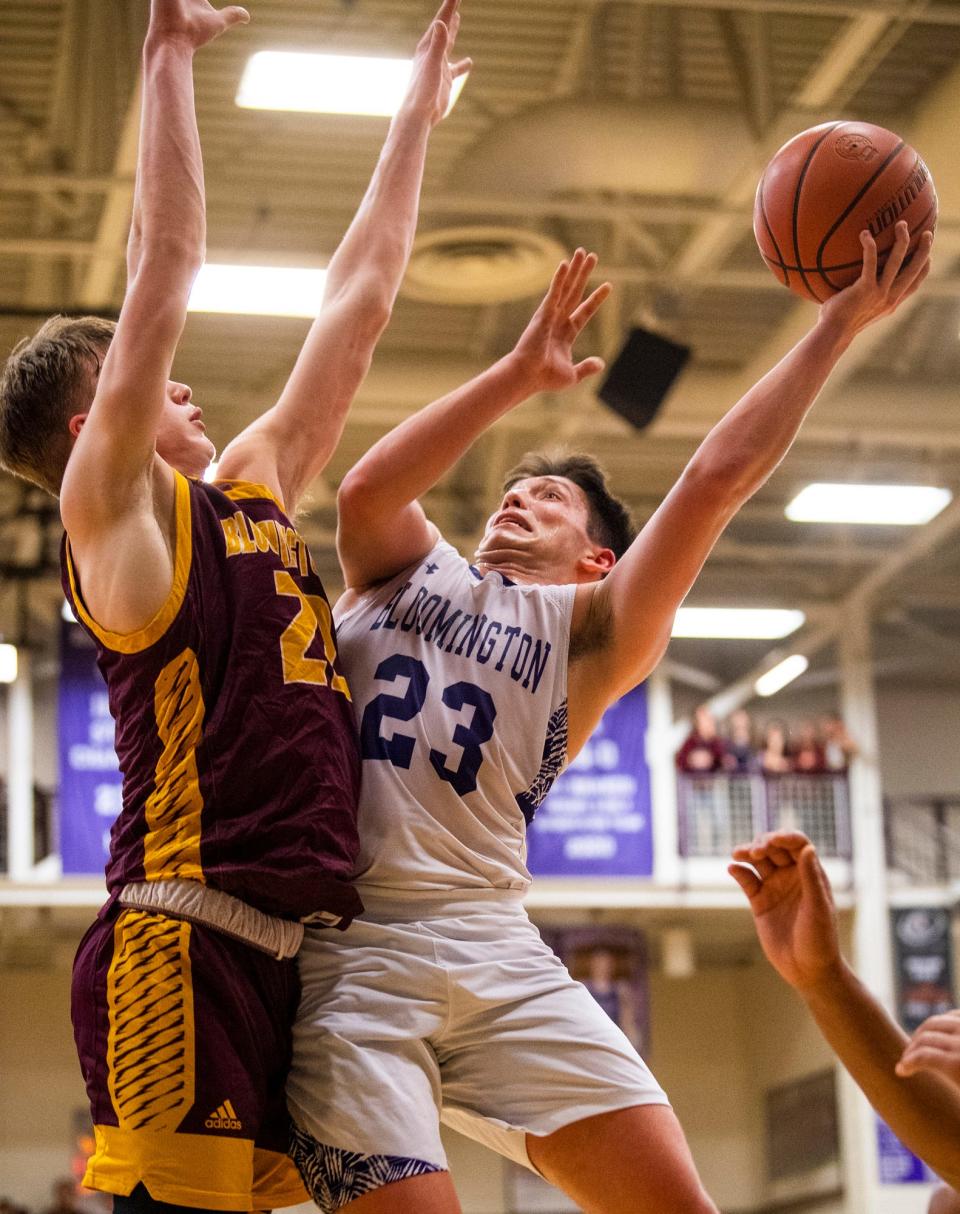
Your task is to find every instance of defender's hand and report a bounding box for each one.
[897,1011,960,1090]
[405,0,472,127]
[818,220,933,342]
[147,0,249,51]
[729,831,843,993]
[509,249,611,393]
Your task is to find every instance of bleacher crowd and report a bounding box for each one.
[676,705,857,775]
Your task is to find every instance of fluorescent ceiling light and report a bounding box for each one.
[61,599,77,623]
[786,483,951,526]
[236,52,468,118]
[0,643,17,684]
[188,264,327,318]
[203,461,220,483]
[755,654,809,698]
[672,608,805,640]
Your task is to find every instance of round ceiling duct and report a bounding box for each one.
[402,226,567,305]
[452,100,755,198]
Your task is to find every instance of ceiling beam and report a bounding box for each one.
[699,492,960,719]
[616,0,960,27]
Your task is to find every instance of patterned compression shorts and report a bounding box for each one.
[72,901,308,1211]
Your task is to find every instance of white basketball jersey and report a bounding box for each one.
[334,539,576,897]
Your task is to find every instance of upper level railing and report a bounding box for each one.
[677,772,852,859]
[885,795,960,885]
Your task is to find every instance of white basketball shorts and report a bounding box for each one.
[286,891,668,1206]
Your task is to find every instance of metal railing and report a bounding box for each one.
[678,772,852,859]
[885,795,960,885]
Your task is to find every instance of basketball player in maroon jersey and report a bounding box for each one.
[0,1,468,1211]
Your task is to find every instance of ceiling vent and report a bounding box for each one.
[402,226,567,305]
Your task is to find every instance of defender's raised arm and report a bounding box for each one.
[216,0,472,512]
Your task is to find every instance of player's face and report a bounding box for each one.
[155,380,215,476]
[478,475,601,574]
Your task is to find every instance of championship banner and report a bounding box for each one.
[58,619,122,874]
[526,683,652,877]
[891,906,955,1033]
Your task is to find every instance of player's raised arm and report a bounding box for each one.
[730,832,960,1189]
[336,250,610,592]
[216,0,472,513]
[565,222,933,741]
[63,0,247,512]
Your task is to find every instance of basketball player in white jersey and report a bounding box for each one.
[288,226,931,1214]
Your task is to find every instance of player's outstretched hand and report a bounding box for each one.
[509,250,612,393]
[729,830,843,993]
[405,0,473,127]
[148,0,249,50]
[818,220,933,340]
[897,1010,960,1090]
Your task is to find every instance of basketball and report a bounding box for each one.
[753,121,937,303]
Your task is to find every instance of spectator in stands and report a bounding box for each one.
[676,704,727,772]
[722,708,758,773]
[821,714,858,772]
[730,830,960,1194]
[792,720,827,774]
[759,720,793,774]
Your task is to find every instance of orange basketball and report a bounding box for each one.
[753,121,937,303]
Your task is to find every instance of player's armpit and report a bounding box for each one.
[64,465,179,638]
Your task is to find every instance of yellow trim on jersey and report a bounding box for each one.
[65,470,193,655]
[213,479,286,513]
[143,650,206,882]
[106,912,196,1132]
[83,1126,308,1209]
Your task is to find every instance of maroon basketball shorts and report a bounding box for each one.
[71,903,308,1211]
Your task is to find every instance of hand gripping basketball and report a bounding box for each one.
[754,121,937,303]
[818,221,933,340]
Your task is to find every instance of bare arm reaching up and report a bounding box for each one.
[60,0,248,635]
[216,0,472,512]
[730,831,960,1189]
[563,222,931,748]
[335,249,610,596]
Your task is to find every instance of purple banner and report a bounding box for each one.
[526,684,652,877]
[58,619,122,874]
[876,1117,939,1184]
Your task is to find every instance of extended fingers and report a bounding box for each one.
[859,229,878,285]
[570,282,612,334]
[450,56,473,79]
[561,248,598,314]
[879,220,911,289]
[222,5,250,26]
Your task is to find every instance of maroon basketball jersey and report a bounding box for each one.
[61,473,361,923]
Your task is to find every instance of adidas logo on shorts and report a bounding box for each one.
[205,1100,242,1131]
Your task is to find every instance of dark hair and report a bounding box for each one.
[0,314,117,495]
[502,450,634,559]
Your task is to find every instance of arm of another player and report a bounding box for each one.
[566,222,932,732]
[730,832,960,1190]
[216,0,472,512]
[60,0,248,628]
[336,251,610,591]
